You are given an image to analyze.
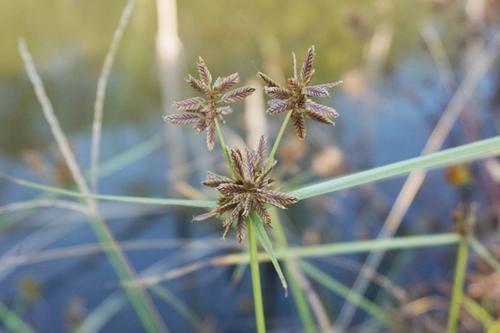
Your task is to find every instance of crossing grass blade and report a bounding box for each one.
[0,173,215,208]
[250,212,288,293]
[291,136,500,200]
[0,300,34,333]
[468,237,500,271]
[209,233,461,266]
[299,261,389,325]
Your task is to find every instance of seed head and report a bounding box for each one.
[258,45,342,140]
[194,136,297,242]
[164,57,255,150]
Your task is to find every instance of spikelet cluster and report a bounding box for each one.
[258,46,342,139]
[194,136,297,241]
[165,57,255,150]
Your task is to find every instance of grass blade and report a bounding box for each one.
[269,208,320,333]
[0,174,215,208]
[463,296,495,331]
[299,261,389,325]
[446,236,469,333]
[0,301,34,333]
[291,136,500,200]
[250,212,288,293]
[90,0,135,191]
[18,39,167,332]
[247,219,266,333]
[127,233,461,287]
[150,286,200,329]
[92,134,163,180]
[468,237,500,271]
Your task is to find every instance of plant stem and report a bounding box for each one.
[214,118,236,177]
[0,301,33,333]
[446,235,469,333]
[270,209,317,333]
[468,237,500,271]
[268,111,293,164]
[248,220,266,333]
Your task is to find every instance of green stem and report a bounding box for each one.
[268,111,293,164]
[214,119,236,177]
[248,220,266,333]
[299,261,389,324]
[468,237,500,271]
[446,235,469,333]
[270,208,317,333]
[0,300,33,333]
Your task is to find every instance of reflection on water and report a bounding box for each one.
[0,0,499,332]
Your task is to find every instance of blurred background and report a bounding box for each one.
[0,0,499,332]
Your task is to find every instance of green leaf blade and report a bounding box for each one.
[291,136,500,200]
[250,212,288,294]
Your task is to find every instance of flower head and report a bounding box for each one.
[194,136,297,242]
[258,45,342,140]
[164,56,255,150]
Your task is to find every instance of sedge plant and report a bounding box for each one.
[165,46,342,332]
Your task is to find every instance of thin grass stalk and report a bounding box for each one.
[0,199,88,215]
[214,118,236,177]
[87,216,166,333]
[150,286,200,329]
[4,136,498,209]
[268,110,292,163]
[270,209,320,333]
[292,136,500,200]
[18,40,167,333]
[0,174,215,208]
[248,220,266,333]
[130,233,461,287]
[90,0,135,191]
[299,261,389,325]
[93,134,163,180]
[0,301,34,333]
[462,296,495,331]
[446,235,469,333]
[468,237,500,271]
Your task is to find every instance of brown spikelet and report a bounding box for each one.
[196,56,212,85]
[301,45,315,84]
[305,109,335,125]
[256,136,267,164]
[305,100,339,118]
[165,113,200,125]
[222,87,256,104]
[267,100,289,114]
[186,75,208,94]
[206,123,216,151]
[254,200,272,226]
[202,172,233,187]
[264,86,291,100]
[257,71,281,88]
[173,97,205,112]
[194,137,297,242]
[213,73,240,93]
[230,148,244,179]
[287,78,300,89]
[292,112,306,139]
[303,86,329,97]
[193,118,207,133]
